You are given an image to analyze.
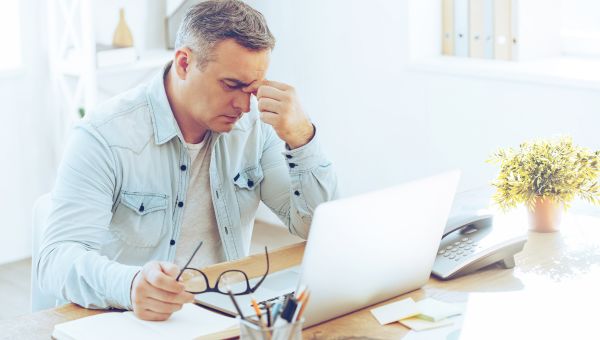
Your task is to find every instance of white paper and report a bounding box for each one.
[53,304,238,340]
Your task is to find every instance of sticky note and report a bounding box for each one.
[415,298,463,322]
[370,298,420,325]
[399,317,453,331]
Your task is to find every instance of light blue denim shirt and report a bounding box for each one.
[38,64,338,310]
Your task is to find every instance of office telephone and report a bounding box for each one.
[432,211,528,280]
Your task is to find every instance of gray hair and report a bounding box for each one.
[174,0,275,69]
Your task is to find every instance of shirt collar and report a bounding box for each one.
[146,61,185,145]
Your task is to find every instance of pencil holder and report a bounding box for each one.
[239,317,304,340]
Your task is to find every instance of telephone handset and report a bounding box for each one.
[432,211,528,280]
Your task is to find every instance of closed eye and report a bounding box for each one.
[222,79,251,91]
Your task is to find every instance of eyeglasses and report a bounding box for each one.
[177,241,270,296]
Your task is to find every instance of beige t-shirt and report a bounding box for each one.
[174,133,225,270]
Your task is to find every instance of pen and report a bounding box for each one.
[227,289,245,320]
[265,302,272,327]
[271,300,283,324]
[176,241,203,281]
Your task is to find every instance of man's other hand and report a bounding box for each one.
[130,261,195,321]
[250,80,315,149]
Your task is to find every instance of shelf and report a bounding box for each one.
[407,55,600,91]
[60,49,173,77]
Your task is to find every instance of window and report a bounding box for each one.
[560,0,600,57]
[0,0,21,71]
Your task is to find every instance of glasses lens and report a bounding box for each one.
[180,269,207,293]
[218,271,249,294]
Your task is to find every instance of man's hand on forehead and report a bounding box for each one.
[252,79,315,149]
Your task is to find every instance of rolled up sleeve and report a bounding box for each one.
[259,124,339,239]
[37,125,141,310]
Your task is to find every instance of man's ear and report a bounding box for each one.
[174,48,193,80]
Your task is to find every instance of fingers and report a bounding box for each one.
[135,308,173,322]
[145,285,195,304]
[144,262,184,294]
[159,261,180,279]
[259,79,292,91]
[260,112,279,126]
[131,261,195,321]
[144,297,184,314]
[258,97,283,114]
[256,85,286,101]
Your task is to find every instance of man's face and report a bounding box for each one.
[178,39,270,133]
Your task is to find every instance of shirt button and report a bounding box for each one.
[180,165,187,171]
[247,179,254,188]
[170,239,176,246]
[289,163,296,168]
[138,204,144,212]
[178,201,184,208]
[286,154,293,159]
[294,190,300,196]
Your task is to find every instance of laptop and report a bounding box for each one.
[194,170,460,327]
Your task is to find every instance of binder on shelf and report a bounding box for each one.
[468,0,485,58]
[511,0,519,60]
[453,0,469,57]
[442,0,455,55]
[509,0,561,61]
[493,0,512,60]
[483,0,494,58]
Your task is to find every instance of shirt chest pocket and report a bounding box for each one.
[111,191,168,248]
[233,165,264,212]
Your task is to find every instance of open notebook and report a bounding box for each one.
[52,303,239,340]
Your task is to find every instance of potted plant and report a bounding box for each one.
[488,136,600,232]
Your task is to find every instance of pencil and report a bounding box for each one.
[295,291,310,321]
[251,297,262,321]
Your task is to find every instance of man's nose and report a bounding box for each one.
[232,91,251,113]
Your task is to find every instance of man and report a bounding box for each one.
[39,0,338,321]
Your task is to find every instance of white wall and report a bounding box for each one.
[0,0,56,265]
[248,0,600,214]
[4,0,599,264]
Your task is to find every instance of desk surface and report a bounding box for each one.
[2,214,599,340]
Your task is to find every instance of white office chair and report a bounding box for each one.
[31,193,59,312]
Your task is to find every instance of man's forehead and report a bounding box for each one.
[208,40,270,83]
[221,68,266,84]
[216,62,268,84]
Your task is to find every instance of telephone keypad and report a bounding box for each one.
[438,236,477,262]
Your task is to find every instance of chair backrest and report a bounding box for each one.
[31,193,58,312]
